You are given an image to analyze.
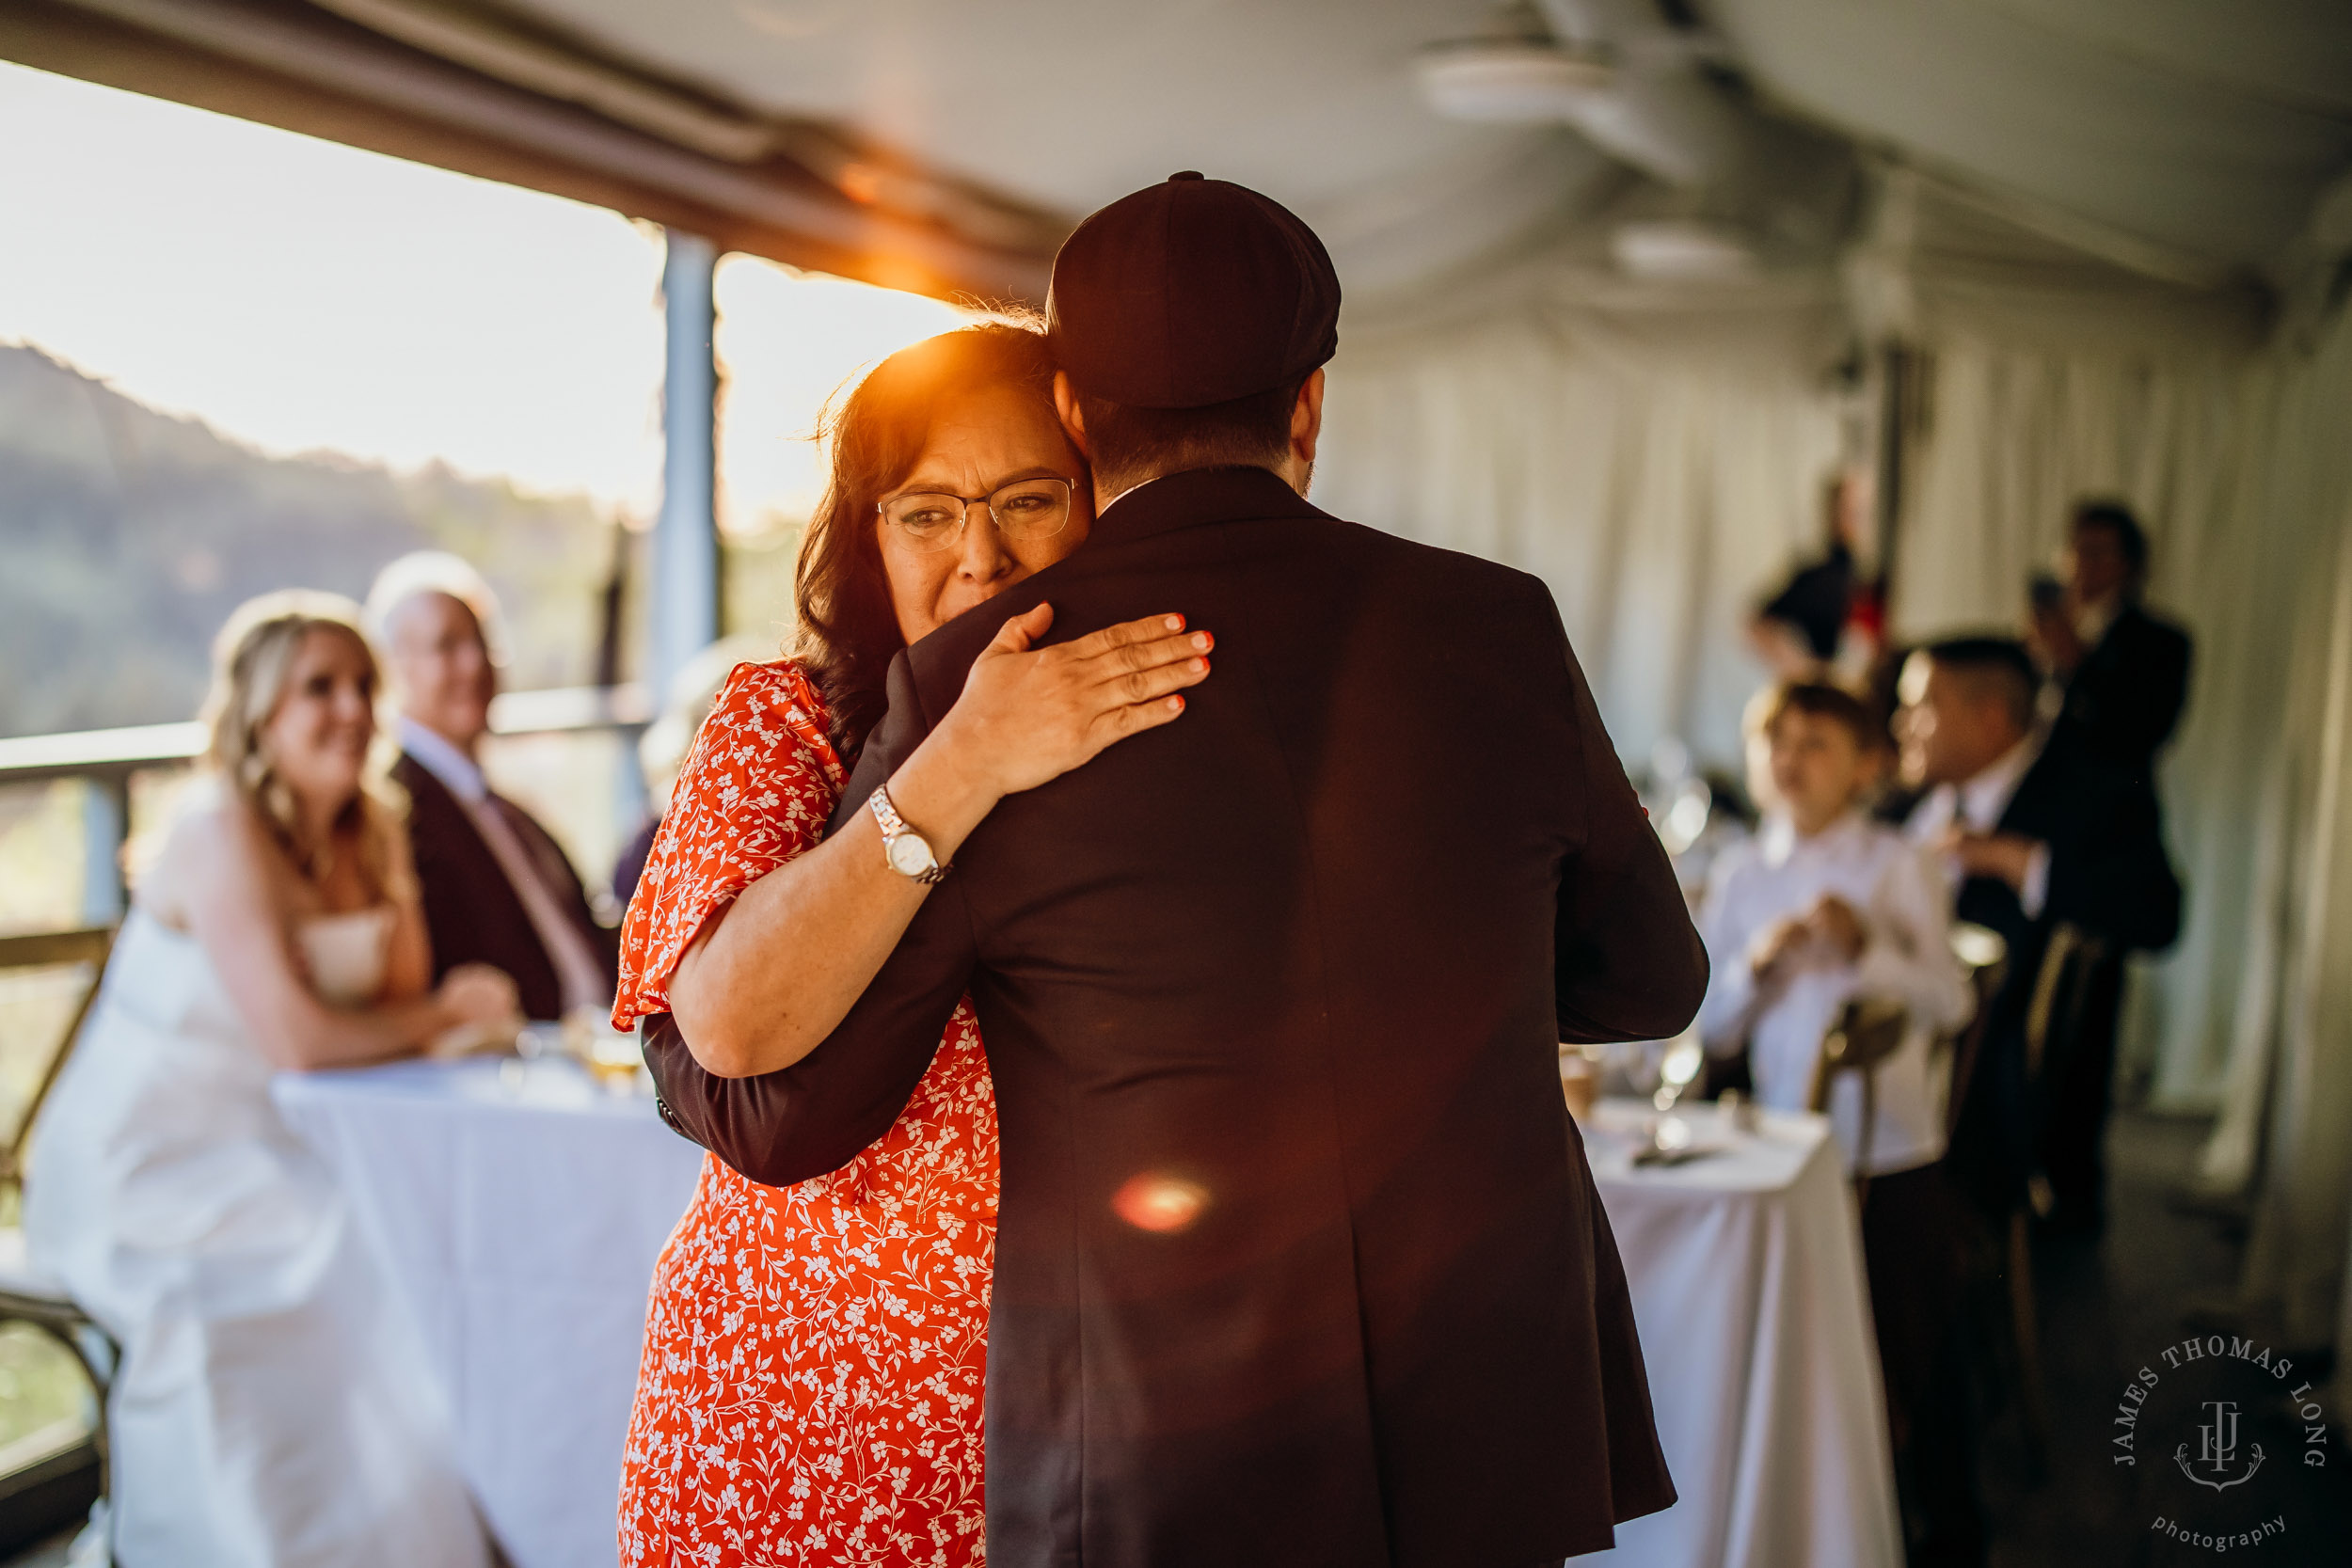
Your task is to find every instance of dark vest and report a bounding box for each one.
[648,467,1707,1566]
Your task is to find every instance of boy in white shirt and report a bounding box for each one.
[1697,683,1973,1175]
[1696,680,1983,1561]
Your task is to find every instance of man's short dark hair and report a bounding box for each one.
[2072,498,2150,575]
[1922,636,2040,734]
[1077,379,1301,496]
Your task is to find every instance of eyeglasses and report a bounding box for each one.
[878,477,1075,553]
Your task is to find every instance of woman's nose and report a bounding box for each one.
[957,500,1015,580]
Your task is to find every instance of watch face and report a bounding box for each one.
[885,832,936,878]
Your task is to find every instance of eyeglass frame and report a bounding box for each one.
[874,475,1079,552]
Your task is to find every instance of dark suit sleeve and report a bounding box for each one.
[1533,590,1710,1043]
[2069,615,2192,766]
[2042,768,2183,955]
[642,651,982,1185]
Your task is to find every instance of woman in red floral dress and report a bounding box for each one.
[612,322,1216,1567]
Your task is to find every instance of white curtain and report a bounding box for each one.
[1316,274,1848,771]
[2217,306,2352,1358]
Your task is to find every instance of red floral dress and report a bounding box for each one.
[612,659,996,1568]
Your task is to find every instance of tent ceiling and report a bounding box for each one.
[12,0,2350,304]
[1711,0,2352,276]
[498,0,2352,283]
[490,0,1626,300]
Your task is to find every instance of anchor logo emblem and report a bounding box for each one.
[2175,1400,2265,1492]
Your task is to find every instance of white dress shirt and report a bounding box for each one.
[1696,811,1975,1176]
[2074,590,2122,650]
[1903,736,2052,918]
[399,718,611,1017]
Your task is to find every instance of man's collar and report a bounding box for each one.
[399,716,488,803]
[1089,465,1322,546]
[2075,591,2124,649]
[1959,734,2041,828]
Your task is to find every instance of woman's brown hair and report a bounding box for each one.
[792,319,1063,756]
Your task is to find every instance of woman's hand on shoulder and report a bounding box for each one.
[935,606,1212,800]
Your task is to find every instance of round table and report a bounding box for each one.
[1574,1097,1901,1568]
[275,1056,704,1568]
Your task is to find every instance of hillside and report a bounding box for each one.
[0,343,631,738]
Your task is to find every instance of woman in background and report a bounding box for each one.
[26,591,516,1567]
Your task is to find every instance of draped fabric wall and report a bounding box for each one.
[2212,308,2352,1358]
[1315,282,1847,772]
[1884,300,2352,1356]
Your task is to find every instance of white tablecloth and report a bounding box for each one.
[1577,1098,1902,1568]
[275,1067,1895,1568]
[274,1058,705,1568]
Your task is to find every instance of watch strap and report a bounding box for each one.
[869,785,952,885]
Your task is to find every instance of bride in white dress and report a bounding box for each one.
[26,591,519,1568]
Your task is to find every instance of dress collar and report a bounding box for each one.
[1758,808,1868,868]
[399,716,488,804]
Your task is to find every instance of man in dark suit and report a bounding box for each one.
[367,554,616,1022]
[1897,638,2181,1226]
[2030,499,2193,780]
[645,175,1705,1567]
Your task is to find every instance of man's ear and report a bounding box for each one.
[1291,368,1327,467]
[1053,372,1091,458]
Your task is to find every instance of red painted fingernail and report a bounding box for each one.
[1164,615,1184,631]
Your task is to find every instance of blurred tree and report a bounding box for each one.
[0,343,630,737]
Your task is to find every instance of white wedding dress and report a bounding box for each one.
[24,907,492,1568]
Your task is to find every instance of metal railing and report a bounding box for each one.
[0,684,653,928]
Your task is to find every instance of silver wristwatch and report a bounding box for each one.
[869,784,951,885]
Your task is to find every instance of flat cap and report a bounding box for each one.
[1046,172,1340,409]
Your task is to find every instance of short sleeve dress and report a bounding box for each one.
[612,659,997,1568]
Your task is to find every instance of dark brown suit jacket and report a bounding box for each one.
[647,467,1706,1566]
[393,753,615,1022]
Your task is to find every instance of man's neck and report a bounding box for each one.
[1093,457,1309,515]
[405,716,480,763]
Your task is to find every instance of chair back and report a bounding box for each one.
[1942,923,2009,1139]
[1807,995,1912,1114]
[1807,995,1911,1180]
[2022,922,2107,1090]
[0,928,116,1197]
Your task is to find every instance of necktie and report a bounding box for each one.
[466,794,611,1018]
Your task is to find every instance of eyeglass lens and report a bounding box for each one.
[882,479,1073,551]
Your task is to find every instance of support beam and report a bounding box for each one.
[1,0,1055,302]
[79,776,127,927]
[652,230,720,705]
